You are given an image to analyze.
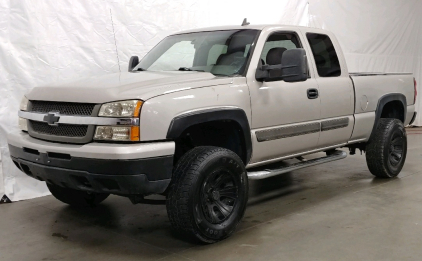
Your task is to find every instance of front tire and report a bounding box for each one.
[47,183,109,207]
[166,146,248,243]
[366,118,407,178]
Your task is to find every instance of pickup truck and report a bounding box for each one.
[8,23,417,243]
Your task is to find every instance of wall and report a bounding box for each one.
[308,0,422,123]
[0,153,3,197]
[0,0,420,201]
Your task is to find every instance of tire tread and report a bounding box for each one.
[166,146,246,243]
[366,118,406,178]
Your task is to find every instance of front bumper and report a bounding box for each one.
[8,132,175,195]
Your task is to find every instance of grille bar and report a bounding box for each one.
[29,121,88,137]
[29,101,96,116]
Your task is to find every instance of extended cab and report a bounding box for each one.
[8,24,417,243]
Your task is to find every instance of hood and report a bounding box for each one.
[26,71,233,103]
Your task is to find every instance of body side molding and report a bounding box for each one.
[321,117,349,131]
[166,107,252,163]
[255,117,349,142]
[256,122,320,142]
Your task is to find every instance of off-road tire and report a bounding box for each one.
[47,183,109,207]
[366,118,407,178]
[166,146,248,243]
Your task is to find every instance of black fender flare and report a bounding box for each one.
[166,108,252,164]
[368,93,407,142]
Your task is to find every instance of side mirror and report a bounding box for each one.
[281,48,308,82]
[128,56,139,72]
[255,48,308,82]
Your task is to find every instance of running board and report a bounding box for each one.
[247,150,347,180]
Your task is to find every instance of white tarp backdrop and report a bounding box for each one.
[0,0,421,201]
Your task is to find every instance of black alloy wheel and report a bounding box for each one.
[366,118,407,178]
[200,169,239,224]
[388,131,405,167]
[167,146,248,243]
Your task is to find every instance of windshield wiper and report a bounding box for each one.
[178,67,204,72]
[136,67,147,71]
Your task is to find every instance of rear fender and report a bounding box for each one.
[368,93,406,142]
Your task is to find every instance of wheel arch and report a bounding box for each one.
[369,93,407,142]
[166,108,252,164]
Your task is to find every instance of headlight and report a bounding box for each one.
[20,96,29,111]
[98,100,142,117]
[94,126,140,141]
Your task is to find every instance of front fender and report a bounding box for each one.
[139,78,252,144]
[166,107,252,163]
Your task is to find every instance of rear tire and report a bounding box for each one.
[166,146,248,243]
[366,118,407,178]
[47,183,109,207]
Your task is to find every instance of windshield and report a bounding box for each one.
[134,29,259,76]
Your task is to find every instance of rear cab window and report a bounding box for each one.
[306,33,341,77]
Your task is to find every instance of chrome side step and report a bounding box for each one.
[247,150,347,180]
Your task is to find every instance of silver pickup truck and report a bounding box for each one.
[8,24,417,243]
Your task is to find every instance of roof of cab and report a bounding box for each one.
[174,24,319,35]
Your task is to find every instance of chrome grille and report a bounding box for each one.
[29,101,96,116]
[29,121,88,137]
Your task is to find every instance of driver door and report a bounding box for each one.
[246,30,321,166]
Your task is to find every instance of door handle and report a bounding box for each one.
[307,88,319,99]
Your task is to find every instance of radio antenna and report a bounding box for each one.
[241,18,250,26]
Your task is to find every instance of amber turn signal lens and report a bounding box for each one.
[133,101,143,117]
[130,126,140,141]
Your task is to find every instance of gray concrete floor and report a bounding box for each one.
[1,128,422,261]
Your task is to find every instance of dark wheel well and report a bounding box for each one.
[173,120,247,165]
[380,100,405,122]
[368,94,407,143]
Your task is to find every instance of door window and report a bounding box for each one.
[260,33,301,65]
[306,33,341,77]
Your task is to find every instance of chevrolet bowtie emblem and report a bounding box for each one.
[43,112,60,126]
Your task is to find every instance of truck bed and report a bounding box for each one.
[348,72,415,143]
[349,73,414,117]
